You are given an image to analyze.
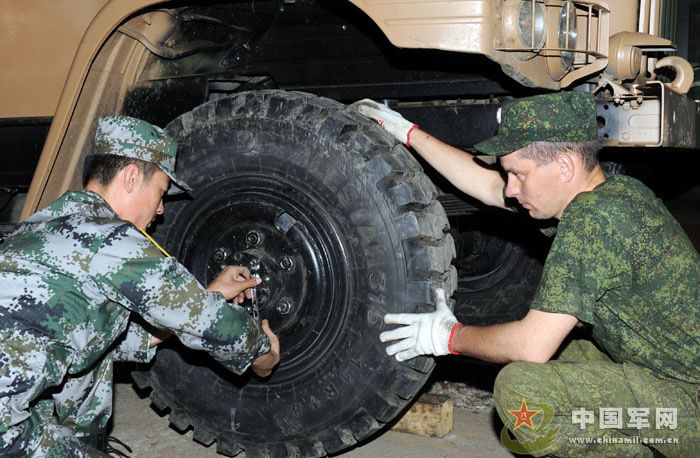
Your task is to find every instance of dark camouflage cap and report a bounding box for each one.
[474,91,598,156]
[93,116,191,194]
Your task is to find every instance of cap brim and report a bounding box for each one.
[473,135,535,157]
[161,168,192,195]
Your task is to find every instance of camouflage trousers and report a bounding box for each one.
[493,339,700,457]
[0,356,113,457]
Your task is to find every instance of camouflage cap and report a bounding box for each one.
[474,91,598,157]
[93,116,191,194]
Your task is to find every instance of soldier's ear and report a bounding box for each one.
[557,153,575,183]
[122,164,140,193]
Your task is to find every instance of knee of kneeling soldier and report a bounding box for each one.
[493,362,541,413]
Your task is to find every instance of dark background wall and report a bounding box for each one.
[673,0,699,63]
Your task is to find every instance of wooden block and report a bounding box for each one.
[391,393,454,438]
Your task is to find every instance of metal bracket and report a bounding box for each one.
[597,80,698,148]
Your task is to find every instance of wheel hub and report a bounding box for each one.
[171,174,348,379]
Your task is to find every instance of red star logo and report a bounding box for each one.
[508,401,542,430]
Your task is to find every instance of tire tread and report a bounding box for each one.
[140,90,457,457]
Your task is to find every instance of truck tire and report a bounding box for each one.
[452,215,546,326]
[132,90,457,457]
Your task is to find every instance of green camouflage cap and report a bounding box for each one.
[474,91,598,156]
[94,116,191,194]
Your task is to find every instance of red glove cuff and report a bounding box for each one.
[406,124,418,147]
[447,323,463,355]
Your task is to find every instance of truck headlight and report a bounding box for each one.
[558,1,578,69]
[518,1,546,49]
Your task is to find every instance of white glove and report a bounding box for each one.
[351,99,418,146]
[379,289,461,362]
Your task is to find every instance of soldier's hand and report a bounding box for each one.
[379,289,460,361]
[251,319,280,378]
[350,99,419,146]
[207,265,261,303]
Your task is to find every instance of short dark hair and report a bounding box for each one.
[518,141,601,171]
[82,154,159,187]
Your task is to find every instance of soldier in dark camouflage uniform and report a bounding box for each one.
[0,116,280,456]
[355,92,699,457]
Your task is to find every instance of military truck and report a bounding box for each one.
[1,1,697,456]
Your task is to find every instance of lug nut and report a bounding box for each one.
[246,231,260,246]
[212,247,229,263]
[257,286,270,304]
[250,258,260,272]
[279,256,294,271]
[233,252,242,261]
[276,300,291,315]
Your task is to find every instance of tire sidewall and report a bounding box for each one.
[151,92,437,445]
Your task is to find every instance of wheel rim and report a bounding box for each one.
[169,172,349,382]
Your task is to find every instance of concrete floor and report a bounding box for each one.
[111,380,513,457]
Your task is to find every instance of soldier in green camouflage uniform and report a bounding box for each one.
[0,116,279,456]
[355,92,699,457]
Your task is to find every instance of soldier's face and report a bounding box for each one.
[132,169,169,229]
[501,151,566,219]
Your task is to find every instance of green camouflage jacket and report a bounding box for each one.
[531,174,700,384]
[0,190,269,428]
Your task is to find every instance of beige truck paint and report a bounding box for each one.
[0,0,690,218]
[2,1,164,219]
[0,1,108,118]
[348,0,611,89]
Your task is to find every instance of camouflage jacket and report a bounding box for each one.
[530,174,700,384]
[0,190,269,427]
